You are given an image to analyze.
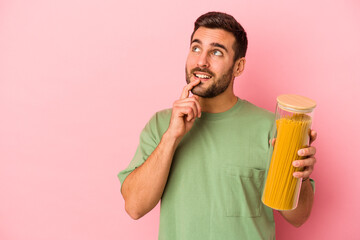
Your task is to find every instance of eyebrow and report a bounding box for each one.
[191,39,228,53]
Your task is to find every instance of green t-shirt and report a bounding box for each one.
[119,98,277,239]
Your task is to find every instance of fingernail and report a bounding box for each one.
[293,161,299,167]
[293,172,300,178]
[298,149,304,155]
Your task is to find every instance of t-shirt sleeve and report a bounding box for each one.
[117,111,169,190]
[309,178,316,193]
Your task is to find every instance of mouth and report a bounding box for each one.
[193,72,212,80]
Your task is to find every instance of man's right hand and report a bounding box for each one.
[166,79,202,141]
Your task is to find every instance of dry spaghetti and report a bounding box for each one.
[262,113,312,210]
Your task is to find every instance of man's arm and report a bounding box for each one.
[279,130,317,227]
[121,131,179,220]
[279,178,314,227]
[121,79,201,220]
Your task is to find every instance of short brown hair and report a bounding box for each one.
[191,12,248,61]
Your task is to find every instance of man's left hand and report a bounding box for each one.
[292,130,317,180]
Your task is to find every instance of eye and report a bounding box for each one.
[212,50,223,56]
[192,46,201,53]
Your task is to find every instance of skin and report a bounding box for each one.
[121,27,317,227]
[279,130,316,227]
[184,27,245,113]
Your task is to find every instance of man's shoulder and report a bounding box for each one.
[236,100,275,133]
[144,108,172,131]
[155,108,173,118]
[150,108,172,123]
[240,99,275,121]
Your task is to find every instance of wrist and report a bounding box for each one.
[302,177,309,182]
[162,130,182,148]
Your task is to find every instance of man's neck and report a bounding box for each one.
[198,91,238,113]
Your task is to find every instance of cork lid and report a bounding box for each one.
[277,94,316,113]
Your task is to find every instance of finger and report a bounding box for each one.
[292,157,316,168]
[174,105,196,121]
[180,79,201,99]
[187,95,201,117]
[175,97,199,104]
[293,166,313,179]
[175,97,201,118]
[184,106,195,122]
[298,146,316,157]
[269,138,276,146]
[190,96,202,117]
[310,130,317,145]
[174,100,199,119]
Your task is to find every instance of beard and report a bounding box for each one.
[185,65,235,98]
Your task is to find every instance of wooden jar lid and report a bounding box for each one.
[277,94,316,113]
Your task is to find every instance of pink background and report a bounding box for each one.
[1,0,359,239]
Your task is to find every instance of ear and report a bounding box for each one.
[233,57,246,77]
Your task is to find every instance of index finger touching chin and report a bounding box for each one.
[180,79,200,99]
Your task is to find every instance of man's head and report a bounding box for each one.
[186,12,247,98]
[191,12,248,62]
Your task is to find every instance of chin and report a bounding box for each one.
[190,86,204,95]
[191,89,212,98]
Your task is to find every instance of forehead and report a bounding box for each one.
[192,27,236,49]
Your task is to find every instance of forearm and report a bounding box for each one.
[121,131,179,219]
[279,179,314,227]
[122,80,202,220]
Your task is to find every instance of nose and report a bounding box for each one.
[197,52,209,68]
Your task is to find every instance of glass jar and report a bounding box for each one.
[262,94,316,210]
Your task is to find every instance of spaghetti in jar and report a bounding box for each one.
[262,94,316,210]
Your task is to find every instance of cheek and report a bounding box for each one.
[217,61,234,74]
[186,54,198,67]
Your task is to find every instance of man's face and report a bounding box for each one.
[185,27,237,98]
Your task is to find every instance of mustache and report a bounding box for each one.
[190,67,215,76]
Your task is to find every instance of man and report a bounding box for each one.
[118,12,317,239]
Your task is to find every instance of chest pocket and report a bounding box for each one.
[223,166,265,217]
